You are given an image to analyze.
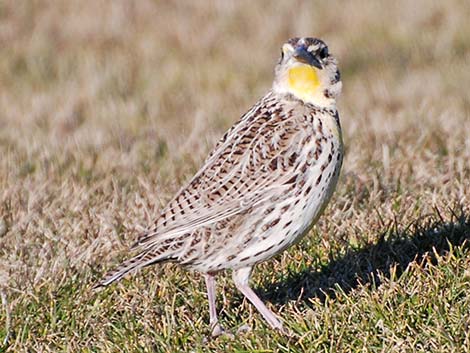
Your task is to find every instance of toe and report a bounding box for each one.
[277,325,294,337]
[236,324,252,335]
[211,323,223,337]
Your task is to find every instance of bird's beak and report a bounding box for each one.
[293,47,323,69]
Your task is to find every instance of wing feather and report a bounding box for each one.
[133,92,310,250]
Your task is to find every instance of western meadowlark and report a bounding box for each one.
[95,37,343,336]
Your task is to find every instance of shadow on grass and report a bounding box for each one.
[259,207,470,305]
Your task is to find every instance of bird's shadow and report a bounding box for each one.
[259,208,470,306]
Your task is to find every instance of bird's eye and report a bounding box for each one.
[279,49,285,64]
[318,47,328,60]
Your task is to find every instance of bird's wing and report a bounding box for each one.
[133,92,312,250]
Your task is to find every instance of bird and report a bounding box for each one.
[95,37,343,336]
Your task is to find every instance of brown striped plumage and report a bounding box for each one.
[95,37,343,335]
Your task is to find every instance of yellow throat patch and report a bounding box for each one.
[287,66,321,101]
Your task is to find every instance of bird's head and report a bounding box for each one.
[273,37,342,108]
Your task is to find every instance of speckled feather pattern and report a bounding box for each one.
[99,90,343,285]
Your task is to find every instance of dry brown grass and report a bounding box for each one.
[1,0,470,351]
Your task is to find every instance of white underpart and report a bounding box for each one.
[193,108,343,272]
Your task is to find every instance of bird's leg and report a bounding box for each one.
[232,267,284,332]
[204,272,223,337]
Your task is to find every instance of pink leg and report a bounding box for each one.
[204,273,223,336]
[232,267,284,331]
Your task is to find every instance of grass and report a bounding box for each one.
[1,0,470,351]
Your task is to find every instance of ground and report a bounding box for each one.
[0,1,470,352]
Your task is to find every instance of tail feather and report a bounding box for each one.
[93,252,166,289]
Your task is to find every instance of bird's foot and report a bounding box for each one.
[236,324,251,335]
[211,323,224,337]
[210,323,235,339]
[276,324,294,337]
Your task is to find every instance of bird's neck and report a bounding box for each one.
[273,65,337,109]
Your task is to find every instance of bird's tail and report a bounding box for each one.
[93,252,165,289]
